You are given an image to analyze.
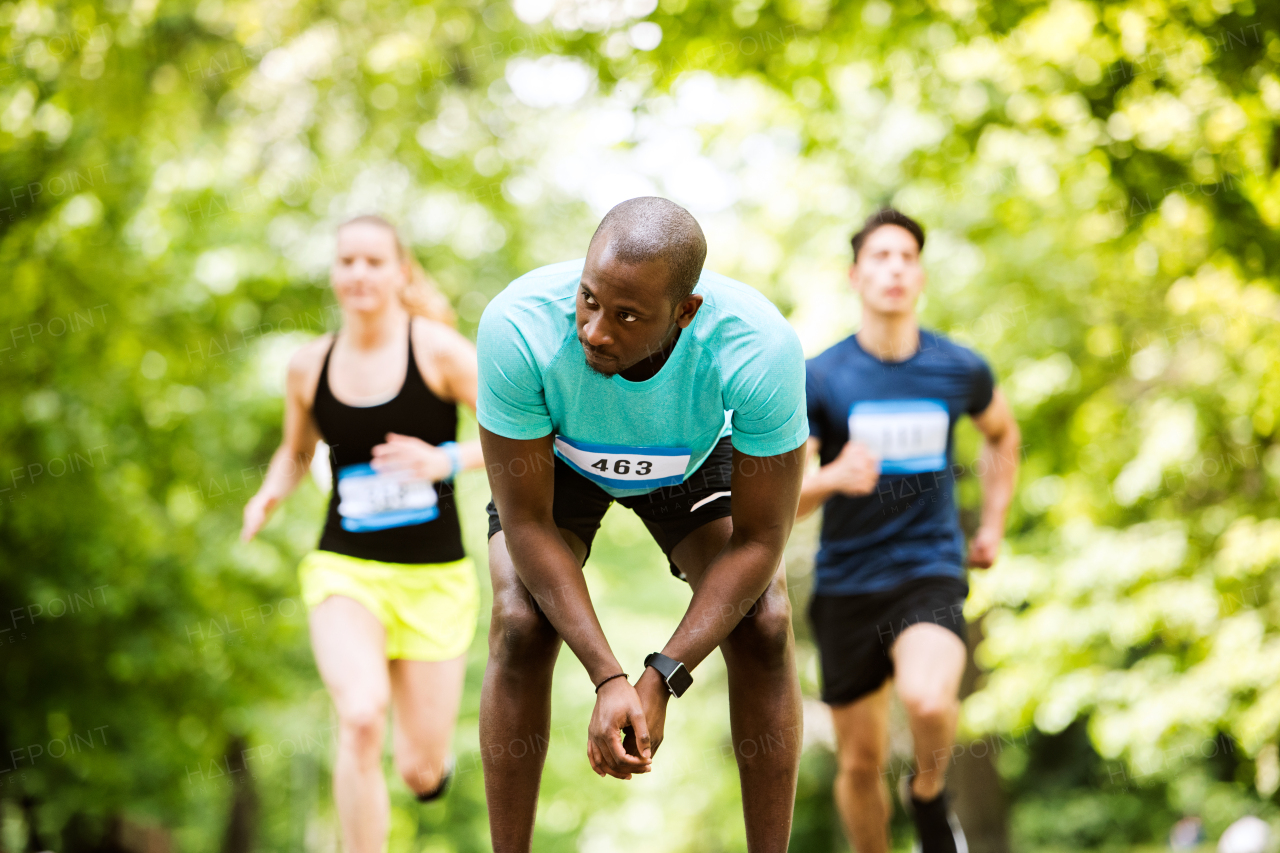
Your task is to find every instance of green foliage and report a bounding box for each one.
[3,0,1280,848]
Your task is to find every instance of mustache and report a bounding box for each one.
[578,338,615,359]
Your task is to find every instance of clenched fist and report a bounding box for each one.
[823,441,881,497]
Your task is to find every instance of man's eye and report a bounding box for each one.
[582,291,597,305]
[619,313,637,322]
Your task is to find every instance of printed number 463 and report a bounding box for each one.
[590,458,652,476]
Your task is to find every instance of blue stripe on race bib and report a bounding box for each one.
[554,436,691,490]
[336,463,439,531]
[848,399,950,475]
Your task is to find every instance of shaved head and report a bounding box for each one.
[587,197,707,303]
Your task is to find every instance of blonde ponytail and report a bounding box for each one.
[400,259,456,327]
[338,214,457,328]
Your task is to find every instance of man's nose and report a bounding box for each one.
[582,314,613,347]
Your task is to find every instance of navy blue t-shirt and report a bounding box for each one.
[805,330,995,596]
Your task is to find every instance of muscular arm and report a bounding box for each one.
[480,427,622,683]
[967,388,1020,568]
[660,444,805,670]
[483,426,653,777]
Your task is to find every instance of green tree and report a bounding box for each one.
[4,0,1280,849]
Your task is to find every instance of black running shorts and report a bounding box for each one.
[809,575,968,706]
[486,436,734,580]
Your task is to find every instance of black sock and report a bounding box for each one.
[415,768,452,803]
[910,787,958,853]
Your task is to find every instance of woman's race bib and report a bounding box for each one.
[554,436,690,490]
[848,399,949,474]
[336,463,438,531]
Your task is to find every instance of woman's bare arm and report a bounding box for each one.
[241,339,328,541]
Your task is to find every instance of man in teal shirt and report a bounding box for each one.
[478,197,807,852]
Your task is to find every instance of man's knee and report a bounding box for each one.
[488,591,558,666]
[398,755,446,795]
[837,740,887,786]
[899,686,959,730]
[725,585,792,666]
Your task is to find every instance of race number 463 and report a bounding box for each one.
[554,436,690,488]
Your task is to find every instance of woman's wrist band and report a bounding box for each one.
[440,441,462,480]
[594,672,628,693]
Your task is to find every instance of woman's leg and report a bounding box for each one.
[388,654,468,798]
[309,595,392,853]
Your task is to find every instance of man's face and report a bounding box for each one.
[850,224,925,317]
[576,242,701,377]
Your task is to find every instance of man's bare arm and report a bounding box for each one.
[480,426,652,777]
[796,437,830,519]
[797,436,881,519]
[968,389,1020,568]
[481,427,622,680]
[660,445,805,669]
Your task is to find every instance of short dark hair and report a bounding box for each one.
[588,197,708,302]
[851,208,925,262]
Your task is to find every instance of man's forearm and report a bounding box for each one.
[796,468,835,519]
[503,521,623,683]
[977,433,1019,530]
[658,536,782,670]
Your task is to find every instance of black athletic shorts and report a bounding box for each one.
[486,436,734,580]
[809,575,968,706]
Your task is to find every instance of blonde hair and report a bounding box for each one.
[338,214,456,327]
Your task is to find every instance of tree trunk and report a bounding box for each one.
[949,619,1011,853]
[220,736,259,853]
[21,797,44,853]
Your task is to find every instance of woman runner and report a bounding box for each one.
[241,214,483,853]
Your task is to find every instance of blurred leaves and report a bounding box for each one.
[3,0,1280,848]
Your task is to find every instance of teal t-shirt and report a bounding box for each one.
[476,259,808,498]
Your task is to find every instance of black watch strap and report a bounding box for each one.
[645,652,693,698]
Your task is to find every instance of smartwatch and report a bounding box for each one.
[644,652,693,698]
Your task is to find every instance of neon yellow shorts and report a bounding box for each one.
[298,550,479,662]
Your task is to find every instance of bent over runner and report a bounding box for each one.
[476,197,808,853]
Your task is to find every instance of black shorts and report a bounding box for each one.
[486,436,734,580]
[809,575,968,706]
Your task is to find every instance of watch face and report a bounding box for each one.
[668,664,693,698]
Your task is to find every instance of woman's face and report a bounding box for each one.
[330,222,408,315]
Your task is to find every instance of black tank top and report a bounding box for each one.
[312,321,465,564]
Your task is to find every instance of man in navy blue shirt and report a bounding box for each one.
[800,209,1020,853]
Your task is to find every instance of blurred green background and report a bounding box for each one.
[4,0,1280,849]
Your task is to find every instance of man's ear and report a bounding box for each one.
[675,294,704,329]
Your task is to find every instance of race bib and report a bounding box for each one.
[336,463,438,532]
[554,436,690,489]
[849,399,949,474]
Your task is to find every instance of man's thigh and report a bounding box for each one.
[670,517,790,647]
[672,517,788,596]
[890,623,966,705]
[809,591,898,706]
[830,682,893,770]
[486,454,614,568]
[669,516,732,588]
[487,527,590,616]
